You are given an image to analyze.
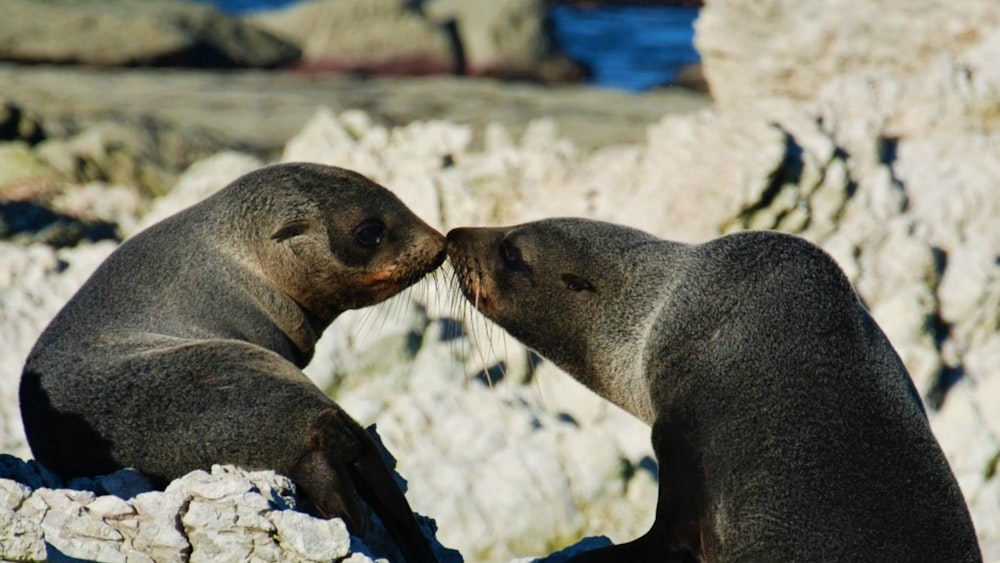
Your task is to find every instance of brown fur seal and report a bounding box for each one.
[20,163,445,562]
[446,219,981,562]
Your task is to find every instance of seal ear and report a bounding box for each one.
[271,220,311,242]
[561,273,597,293]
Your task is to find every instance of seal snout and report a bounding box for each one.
[445,227,505,316]
[444,226,476,255]
[428,230,447,270]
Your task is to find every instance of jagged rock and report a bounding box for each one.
[0,458,453,562]
[4,9,1000,551]
[696,0,1000,109]
[0,0,300,68]
[268,510,350,561]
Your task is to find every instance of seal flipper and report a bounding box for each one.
[290,448,368,531]
[563,517,700,562]
[564,537,699,563]
[565,418,705,562]
[299,407,439,563]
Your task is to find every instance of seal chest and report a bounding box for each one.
[20,163,446,562]
[446,218,981,562]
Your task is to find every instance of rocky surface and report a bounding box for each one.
[3,98,998,558]
[421,0,552,77]
[0,455,443,562]
[0,0,299,68]
[249,0,455,75]
[248,0,570,80]
[1,0,1000,560]
[0,65,708,157]
[696,0,1000,110]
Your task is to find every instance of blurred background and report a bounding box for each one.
[1,1,999,562]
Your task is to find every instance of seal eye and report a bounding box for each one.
[499,239,525,269]
[562,273,596,293]
[353,218,386,249]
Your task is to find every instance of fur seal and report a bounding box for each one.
[446,219,981,562]
[20,163,445,562]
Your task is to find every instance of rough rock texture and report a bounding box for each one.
[696,0,1000,109]
[2,1,1000,559]
[5,93,997,558]
[0,458,398,562]
[0,0,299,68]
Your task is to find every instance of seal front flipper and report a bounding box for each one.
[567,424,702,563]
[565,514,699,563]
[566,539,699,563]
[295,407,439,563]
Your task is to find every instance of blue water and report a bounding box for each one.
[548,5,700,92]
[198,0,298,13]
[194,0,701,92]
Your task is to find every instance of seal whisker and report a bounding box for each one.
[352,299,381,342]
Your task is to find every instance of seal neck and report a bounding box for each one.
[216,252,321,368]
[589,240,688,426]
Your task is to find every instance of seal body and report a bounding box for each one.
[21,163,445,562]
[446,219,981,562]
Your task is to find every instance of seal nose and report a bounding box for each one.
[446,226,504,256]
[445,227,475,254]
[431,246,447,269]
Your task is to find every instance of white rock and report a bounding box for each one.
[696,0,1000,109]
[0,507,47,561]
[269,509,351,561]
[0,479,30,510]
[87,495,135,519]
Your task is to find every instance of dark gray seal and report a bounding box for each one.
[20,162,445,562]
[446,218,981,562]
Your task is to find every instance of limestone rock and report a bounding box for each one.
[696,0,1000,108]
[0,0,300,68]
[0,458,453,562]
[268,509,350,561]
[3,23,1000,553]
